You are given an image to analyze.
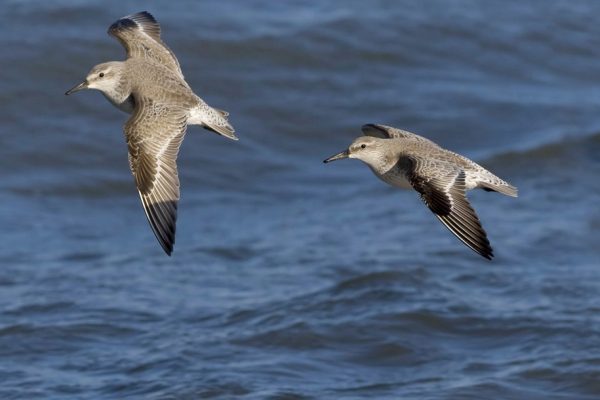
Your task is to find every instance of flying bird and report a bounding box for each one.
[66,11,237,255]
[324,124,517,260]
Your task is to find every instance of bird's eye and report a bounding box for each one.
[99,73,105,78]
[361,144,366,149]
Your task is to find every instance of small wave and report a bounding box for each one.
[484,131,600,164]
[332,268,429,293]
[4,301,75,316]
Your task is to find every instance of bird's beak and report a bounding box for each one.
[323,149,350,163]
[65,80,88,95]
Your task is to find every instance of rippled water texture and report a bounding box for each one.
[1,1,600,398]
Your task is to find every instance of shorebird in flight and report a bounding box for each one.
[324,124,517,260]
[66,11,237,255]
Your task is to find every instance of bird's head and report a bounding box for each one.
[323,136,385,167]
[65,62,124,95]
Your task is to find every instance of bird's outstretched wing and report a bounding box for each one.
[125,96,188,255]
[108,11,184,78]
[362,124,440,146]
[400,156,494,260]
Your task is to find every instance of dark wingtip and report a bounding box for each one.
[475,239,494,260]
[141,199,177,257]
[361,123,389,138]
[158,236,174,256]
[471,237,494,261]
[157,228,175,256]
[109,18,135,34]
[135,11,156,21]
[108,11,157,34]
[129,11,158,26]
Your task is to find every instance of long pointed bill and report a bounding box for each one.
[65,81,88,95]
[323,149,350,163]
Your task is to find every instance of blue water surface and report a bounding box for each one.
[1,1,599,398]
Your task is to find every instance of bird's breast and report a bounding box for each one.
[373,167,413,190]
[102,92,135,114]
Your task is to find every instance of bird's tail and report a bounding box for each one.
[203,114,238,141]
[189,102,238,141]
[480,180,518,197]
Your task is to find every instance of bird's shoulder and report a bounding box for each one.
[125,57,185,82]
[125,59,195,106]
[388,137,444,159]
[393,143,462,180]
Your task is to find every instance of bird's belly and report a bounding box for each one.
[187,106,204,125]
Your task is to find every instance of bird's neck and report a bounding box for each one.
[363,150,397,175]
[101,72,134,113]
